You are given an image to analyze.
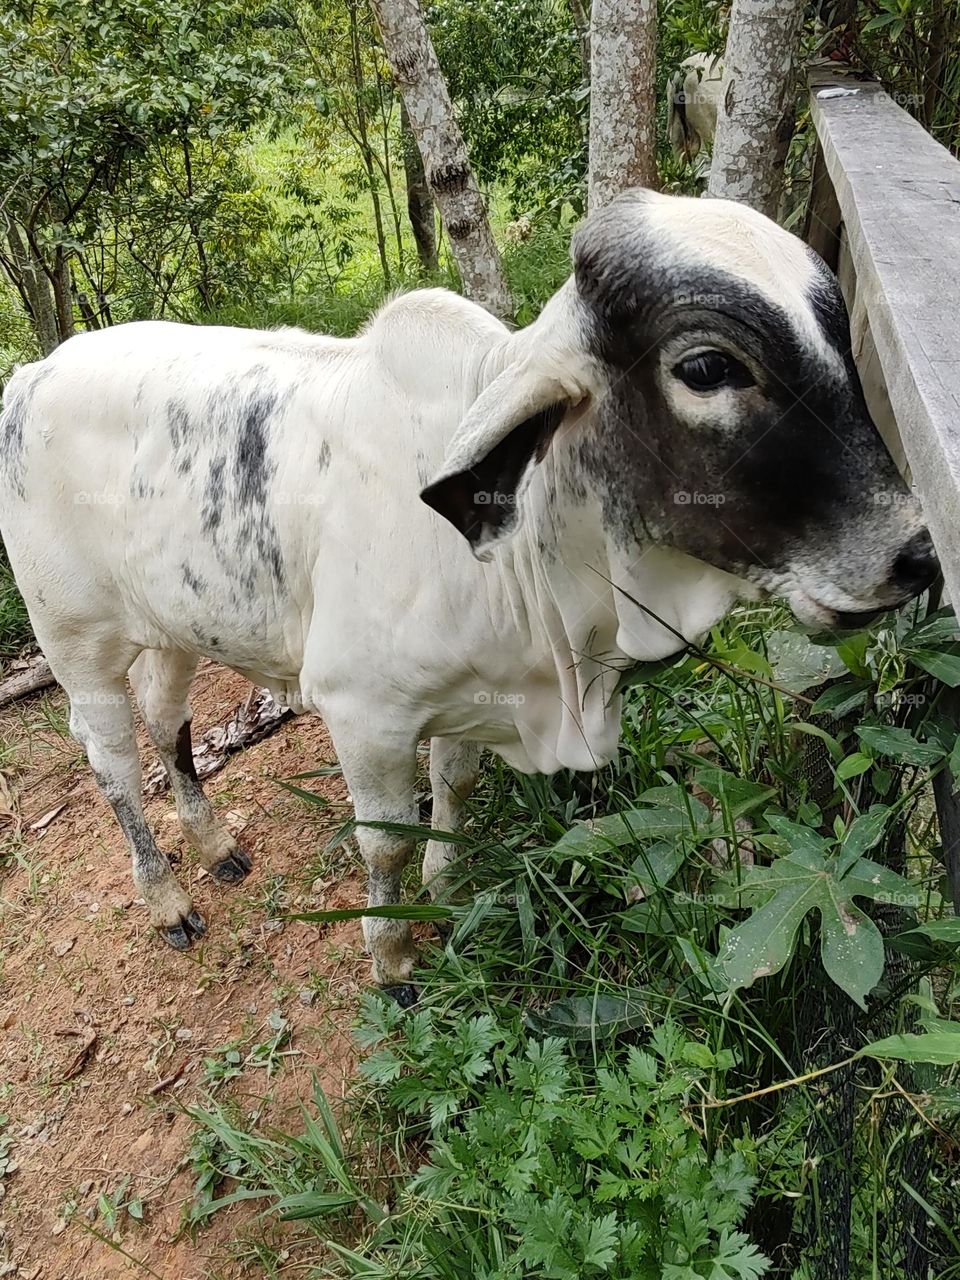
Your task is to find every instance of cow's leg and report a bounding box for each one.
[129,649,251,885]
[329,722,420,1003]
[423,737,480,900]
[66,671,204,948]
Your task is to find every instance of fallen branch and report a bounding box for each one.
[0,657,55,708]
[53,1021,98,1084]
[148,1060,188,1094]
[143,687,294,795]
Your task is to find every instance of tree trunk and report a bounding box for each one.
[707,0,805,218]
[370,0,513,320]
[3,218,59,355]
[588,0,659,211]
[51,244,75,345]
[347,0,393,287]
[400,100,437,273]
[568,0,591,83]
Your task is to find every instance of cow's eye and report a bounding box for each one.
[673,350,753,392]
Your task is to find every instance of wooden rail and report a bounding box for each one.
[806,69,960,908]
[807,68,960,604]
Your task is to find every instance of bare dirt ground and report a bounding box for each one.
[0,662,372,1279]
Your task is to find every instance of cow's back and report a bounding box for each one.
[0,299,508,694]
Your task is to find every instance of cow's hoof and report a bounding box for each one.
[380,982,419,1008]
[210,848,253,885]
[161,910,207,950]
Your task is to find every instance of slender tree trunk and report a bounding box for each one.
[3,217,59,355]
[51,244,75,344]
[370,0,512,320]
[707,0,805,218]
[588,0,659,211]
[923,1,949,130]
[400,100,437,273]
[372,61,407,271]
[181,136,214,310]
[568,0,591,83]
[347,0,393,287]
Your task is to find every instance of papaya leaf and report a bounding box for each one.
[718,842,918,1007]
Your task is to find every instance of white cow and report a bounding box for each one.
[0,189,936,1002]
[667,53,724,162]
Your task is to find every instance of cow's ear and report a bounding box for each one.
[420,363,582,559]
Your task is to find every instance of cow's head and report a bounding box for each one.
[422,189,937,639]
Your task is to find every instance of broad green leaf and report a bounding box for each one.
[811,681,868,718]
[718,874,818,990]
[691,767,777,822]
[842,857,922,908]
[837,805,891,874]
[628,840,686,895]
[859,1030,960,1065]
[836,632,872,678]
[836,752,873,781]
[719,844,919,1003]
[767,629,846,692]
[904,918,960,943]
[921,1017,960,1036]
[764,813,830,865]
[791,720,844,760]
[910,650,960,687]
[674,936,727,993]
[902,608,960,648]
[554,794,709,857]
[818,890,884,1008]
[856,724,945,766]
[523,993,652,1041]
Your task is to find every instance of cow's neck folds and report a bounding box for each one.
[488,431,743,775]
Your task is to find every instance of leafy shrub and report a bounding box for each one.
[355,1000,769,1279]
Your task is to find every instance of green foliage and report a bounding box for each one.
[0,547,33,661]
[179,599,960,1276]
[715,809,913,1008]
[0,0,292,344]
[857,0,960,152]
[95,1174,144,1232]
[429,0,586,215]
[367,1008,770,1280]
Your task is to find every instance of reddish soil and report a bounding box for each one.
[0,662,370,1279]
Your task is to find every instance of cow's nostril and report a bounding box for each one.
[892,529,938,595]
